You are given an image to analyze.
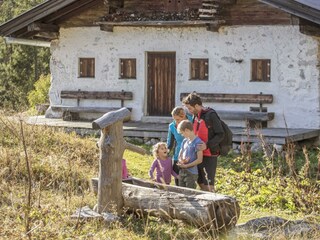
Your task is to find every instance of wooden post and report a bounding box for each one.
[92,108,131,213]
[259,92,263,112]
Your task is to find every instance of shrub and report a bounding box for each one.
[27,74,51,108]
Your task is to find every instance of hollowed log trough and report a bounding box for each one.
[91,177,240,232]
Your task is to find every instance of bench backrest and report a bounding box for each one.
[180,93,273,104]
[61,90,133,100]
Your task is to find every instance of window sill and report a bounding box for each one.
[250,79,271,82]
[188,79,209,81]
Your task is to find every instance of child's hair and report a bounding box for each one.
[171,106,186,117]
[152,142,167,159]
[177,120,193,133]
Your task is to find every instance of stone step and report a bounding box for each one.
[141,116,172,124]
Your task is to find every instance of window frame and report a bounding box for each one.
[79,58,95,78]
[250,59,271,82]
[189,58,209,81]
[119,58,137,79]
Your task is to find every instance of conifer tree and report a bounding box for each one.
[0,0,49,110]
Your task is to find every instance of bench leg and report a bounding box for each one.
[63,111,80,121]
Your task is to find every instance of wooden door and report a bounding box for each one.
[147,52,176,116]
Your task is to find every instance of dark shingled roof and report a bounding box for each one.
[295,0,320,10]
[1,0,319,40]
[260,0,320,24]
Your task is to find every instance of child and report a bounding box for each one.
[149,142,179,185]
[177,120,203,189]
[167,106,192,185]
[122,158,130,179]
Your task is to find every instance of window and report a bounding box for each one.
[120,58,136,79]
[190,58,208,80]
[79,58,95,78]
[251,59,270,82]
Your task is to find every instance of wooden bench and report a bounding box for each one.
[180,92,274,123]
[51,89,133,120]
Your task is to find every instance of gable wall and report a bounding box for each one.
[48,25,320,129]
[56,1,108,28]
[226,0,293,25]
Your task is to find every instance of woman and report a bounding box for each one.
[167,106,192,185]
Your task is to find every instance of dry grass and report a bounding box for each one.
[1,114,320,239]
[0,115,209,239]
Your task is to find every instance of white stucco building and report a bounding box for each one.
[1,0,320,130]
[49,25,320,128]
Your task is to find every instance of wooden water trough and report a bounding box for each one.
[92,107,240,232]
[91,177,240,231]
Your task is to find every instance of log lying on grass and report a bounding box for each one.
[91,177,240,231]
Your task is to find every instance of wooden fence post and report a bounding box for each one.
[92,107,131,214]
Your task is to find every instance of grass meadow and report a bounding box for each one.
[0,114,320,239]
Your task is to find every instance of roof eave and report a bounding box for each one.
[259,0,320,25]
[0,0,78,36]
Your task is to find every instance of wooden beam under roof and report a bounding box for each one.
[25,22,59,40]
[35,32,59,40]
[299,18,320,37]
[27,22,59,33]
[98,20,224,32]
